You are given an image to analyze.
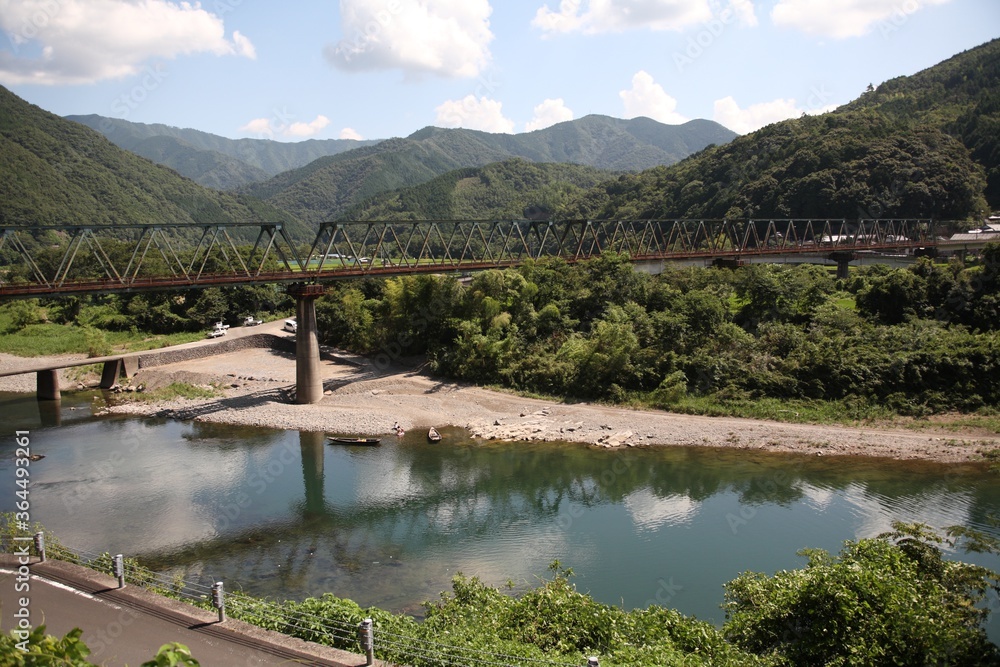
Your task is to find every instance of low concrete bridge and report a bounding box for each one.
[0,323,293,402]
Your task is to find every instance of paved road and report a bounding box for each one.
[0,558,370,666]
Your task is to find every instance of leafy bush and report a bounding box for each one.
[0,627,200,666]
[723,522,1000,666]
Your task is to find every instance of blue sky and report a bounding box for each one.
[1,0,998,141]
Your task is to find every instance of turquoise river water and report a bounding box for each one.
[2,390,999,641]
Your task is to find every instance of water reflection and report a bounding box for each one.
[299,431,325,516]
[1,396,998,634]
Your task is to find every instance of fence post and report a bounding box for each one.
[113,554,125,588]
[587,658,599,667]
[212,582,226,623]
[33,532,45,562]
[358,618,374,666]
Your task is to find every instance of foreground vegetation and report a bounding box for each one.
[4,514,998,666]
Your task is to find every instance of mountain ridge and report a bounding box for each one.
[66,114,380,189]
[242,114,737,223]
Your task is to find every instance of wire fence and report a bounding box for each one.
[11,533,594,667]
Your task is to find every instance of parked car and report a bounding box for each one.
[283,318,297,332]
[244,315,263,326]
[206,328,226,338]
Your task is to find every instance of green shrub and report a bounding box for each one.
[723,522,1000,666]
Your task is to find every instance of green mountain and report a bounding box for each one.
[66,114,380,189]
[0,86,303,233]
[242,115,736,223]
[562,39,1000,221]
[343,158,610,220]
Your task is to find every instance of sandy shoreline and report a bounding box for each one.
[3,345,998,464]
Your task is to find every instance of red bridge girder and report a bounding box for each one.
[0,219,940,299]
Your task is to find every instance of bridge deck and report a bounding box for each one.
[0,218,955,299]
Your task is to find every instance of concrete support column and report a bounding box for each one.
[836,258,851,280]
[100,359,123,389]
[288,283,326,404]
[829,251,856,280]
[37,369,60,401]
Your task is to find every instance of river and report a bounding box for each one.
[3,390,999,640]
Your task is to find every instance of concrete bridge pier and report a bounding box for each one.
[36,369,60,401]
[100,360,122,389]
[288,283,327,404]
[829,251,857,280]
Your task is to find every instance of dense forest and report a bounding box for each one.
[309,247,1000,420]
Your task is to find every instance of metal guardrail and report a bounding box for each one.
[13,534,594,667]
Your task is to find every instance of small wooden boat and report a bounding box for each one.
[427,427,442,442]
[328,436,381,446]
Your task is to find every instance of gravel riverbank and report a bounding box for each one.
[96,346,1000,464]
[3,342,997,464]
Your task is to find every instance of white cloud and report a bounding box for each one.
[327,0,493,78]
[533,0,713,35]
[287,115,331,138]
[0,0,255,86]
[238,118,275,138]
[771,0,951,39]
[239,115,332,139]
[525,98,574,131]
[434,95,515,133]
[712,95,836,134]
[231,30,257,59]
[619,71,688,124]
[727,0,758,27]
[340,127,364,140]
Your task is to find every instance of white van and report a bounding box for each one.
[283,318,297,333]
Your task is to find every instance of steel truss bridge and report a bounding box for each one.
[0,218,940,299]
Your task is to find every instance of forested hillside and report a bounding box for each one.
[343,159,609,220]
[0,87,303,233]
[844,37,1000,207]
[243,115,735,223]
[562,38,1000,221]
[564,113,986,220]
